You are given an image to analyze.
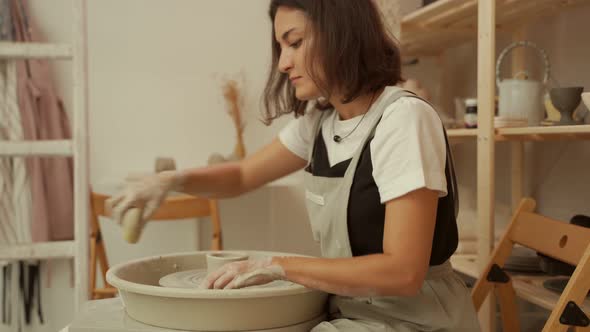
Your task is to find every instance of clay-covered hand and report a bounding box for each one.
[198,257,286,290]
[105,170,183,225]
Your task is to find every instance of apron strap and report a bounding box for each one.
[341,87,411,180]
[305,109,329,171]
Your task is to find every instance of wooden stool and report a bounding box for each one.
[471,198,590,332]
[89,191,223,299]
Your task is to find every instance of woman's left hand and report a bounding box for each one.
[198,257,286,290]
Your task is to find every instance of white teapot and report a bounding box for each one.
[496,41,550,126]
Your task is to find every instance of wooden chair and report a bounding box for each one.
[471,198,590,332]
[89,191,223,299]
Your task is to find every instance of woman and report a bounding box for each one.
[107,1,480,330]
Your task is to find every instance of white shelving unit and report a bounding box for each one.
[0,41,73,59]
[0,241,75,261]
[0,0,89,327]
[0,140,73,156]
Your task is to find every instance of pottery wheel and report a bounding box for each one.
[107,251,328,331]
[159,268,292,289]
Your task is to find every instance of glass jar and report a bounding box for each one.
[464,98,478,128]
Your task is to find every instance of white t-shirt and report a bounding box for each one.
[279,96,448,204]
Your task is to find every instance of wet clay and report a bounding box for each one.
[158,268,291,289]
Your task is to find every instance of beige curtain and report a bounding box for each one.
[0,60,33,247]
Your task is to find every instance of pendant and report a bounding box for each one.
[333,135,342,143]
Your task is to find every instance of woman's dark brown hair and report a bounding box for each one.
[262,0,403,124]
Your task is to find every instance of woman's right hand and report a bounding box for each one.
[105,170,181,225]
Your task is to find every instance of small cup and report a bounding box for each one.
[206,252,248,274]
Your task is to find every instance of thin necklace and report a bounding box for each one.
[332,93,376,143]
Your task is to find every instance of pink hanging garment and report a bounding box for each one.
[12,0,74,241]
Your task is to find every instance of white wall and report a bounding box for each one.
[2,1,319,331]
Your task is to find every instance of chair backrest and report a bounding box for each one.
[471,197,590,332]
[91,192,215,220]
[509,208,590,266]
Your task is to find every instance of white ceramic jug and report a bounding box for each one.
[496,41,550,126]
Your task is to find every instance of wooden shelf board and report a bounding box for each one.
[402,0,473,26]
[400,0,590,56]
[450,254,590,313]
[447,128,478,138]
[0,42,73,59]
[495,125,590,141]
[445,125,590,141]
[512,275,590,313]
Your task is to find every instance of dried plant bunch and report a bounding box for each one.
[221,77,246,159]
[222,80,244,136]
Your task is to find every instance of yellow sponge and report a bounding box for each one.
[121,207,144,244]
[121,157,176,244]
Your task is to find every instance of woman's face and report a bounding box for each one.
[274,7,322,100]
